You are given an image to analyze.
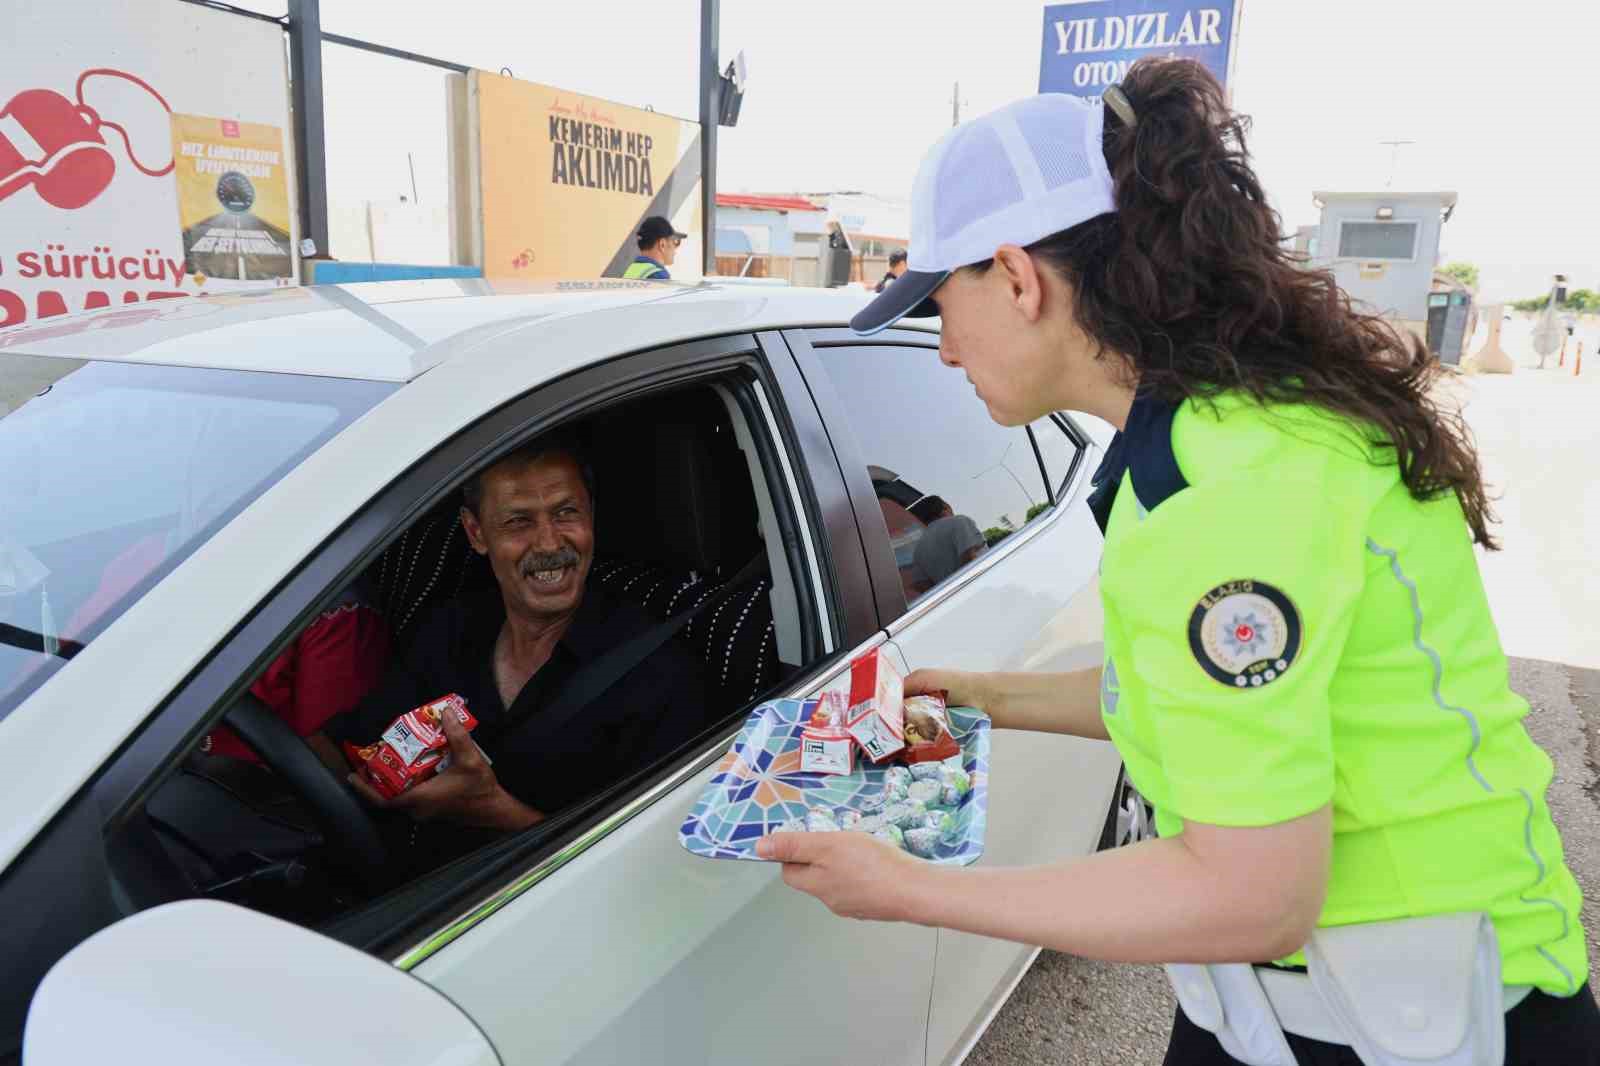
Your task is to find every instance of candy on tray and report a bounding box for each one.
[873,824,906,848]
[837,809,864,831]
[884,798,928,829]
[799,690,854,775]
[901,694,962,764]
[805,807,841,832]
[907,778,942,806]
[845,649,906,762]
[903,826,940,858]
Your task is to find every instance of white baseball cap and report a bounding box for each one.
[851,93,1117,335]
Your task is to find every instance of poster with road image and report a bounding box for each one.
[170,113,293,285]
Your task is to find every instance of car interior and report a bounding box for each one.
[140,375,818,928]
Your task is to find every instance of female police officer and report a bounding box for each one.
[756,59,1598,1064]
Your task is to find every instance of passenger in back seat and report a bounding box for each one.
[313,433,708,869]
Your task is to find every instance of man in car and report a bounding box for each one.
[313,433,707,864]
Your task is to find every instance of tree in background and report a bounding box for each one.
[1440,262,1479,290]
[1511,288,1598,313]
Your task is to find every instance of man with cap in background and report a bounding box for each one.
[874,249,908,293]
[623,216,687,280]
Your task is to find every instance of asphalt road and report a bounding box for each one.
[971,351,1600,1064]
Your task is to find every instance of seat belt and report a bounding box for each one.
[520,551,770,739]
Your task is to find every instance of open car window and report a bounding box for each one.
[127,359,837,944]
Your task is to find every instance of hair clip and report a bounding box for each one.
[1104,85,1137,127]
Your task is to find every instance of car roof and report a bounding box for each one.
[0,279,936,382]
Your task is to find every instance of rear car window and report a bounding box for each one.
[0,354,393,720]
[813,344,1078,605]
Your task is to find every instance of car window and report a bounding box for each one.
[1032,415,1083,502]
[0,354,393,721]
[812,345,1061,604]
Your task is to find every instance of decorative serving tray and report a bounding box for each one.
[679,697,991,866]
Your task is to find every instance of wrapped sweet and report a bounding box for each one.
[805,807,841,832]
[908,762,944,782]
[883,799,928,829]
[873,824,906,848]
[907,778,942,806]
[903,826,940,858]
[836,808,864,831]
[884,765,914,790]
[939,811,962,841]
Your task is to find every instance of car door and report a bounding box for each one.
[785,328,1123,1065]
[398,334,938,1066]
[24,331,939,1066]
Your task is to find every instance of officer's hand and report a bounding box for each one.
[905,668,989,710]
[756,830,927,922]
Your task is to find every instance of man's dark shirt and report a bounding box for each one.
[324,582,708,818]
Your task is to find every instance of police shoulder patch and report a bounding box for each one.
[1187,580,1302,690]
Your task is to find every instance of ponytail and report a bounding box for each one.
[985,59,1498,548]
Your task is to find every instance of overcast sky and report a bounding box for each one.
[243,0,1598,302]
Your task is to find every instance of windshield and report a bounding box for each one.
[0,354,394,721]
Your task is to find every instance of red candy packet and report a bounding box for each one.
[342,694,477,800]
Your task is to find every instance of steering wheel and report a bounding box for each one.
[223,692,389,893]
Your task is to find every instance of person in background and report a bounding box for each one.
[874,249,908,293]
[623,216,687,280]
[908,494,985,586]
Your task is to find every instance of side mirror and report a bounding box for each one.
[25,900,500,1065]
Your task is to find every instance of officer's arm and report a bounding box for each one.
[906,667,1108,740]
[908,804,1332,962]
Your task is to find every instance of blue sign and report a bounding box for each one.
[1039,1,1240,100]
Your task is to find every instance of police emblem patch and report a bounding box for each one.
[1187,580,1302,689]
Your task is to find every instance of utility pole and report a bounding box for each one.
[1379,139,1414,189]
[699,0,721,276]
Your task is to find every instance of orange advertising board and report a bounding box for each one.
[471,71,702,281]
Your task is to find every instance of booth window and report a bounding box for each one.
[1337,221,1419,261]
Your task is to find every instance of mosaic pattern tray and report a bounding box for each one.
[679,698,991,866]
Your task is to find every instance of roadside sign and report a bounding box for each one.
[1039,1,1244,101]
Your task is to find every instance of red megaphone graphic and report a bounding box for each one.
[0,68,173,211]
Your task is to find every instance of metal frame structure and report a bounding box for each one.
[175,0,722,269]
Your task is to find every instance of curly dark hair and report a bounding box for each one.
[977,58,1497,548]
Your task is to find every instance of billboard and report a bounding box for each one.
[0,0,296,329]
[454,71,703,282]
[1039,1,1242,102]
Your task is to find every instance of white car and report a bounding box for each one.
[0,279,1122,1066]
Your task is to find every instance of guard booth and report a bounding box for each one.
[1309,190,1458,350]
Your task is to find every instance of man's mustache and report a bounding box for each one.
[520,547,580,574]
